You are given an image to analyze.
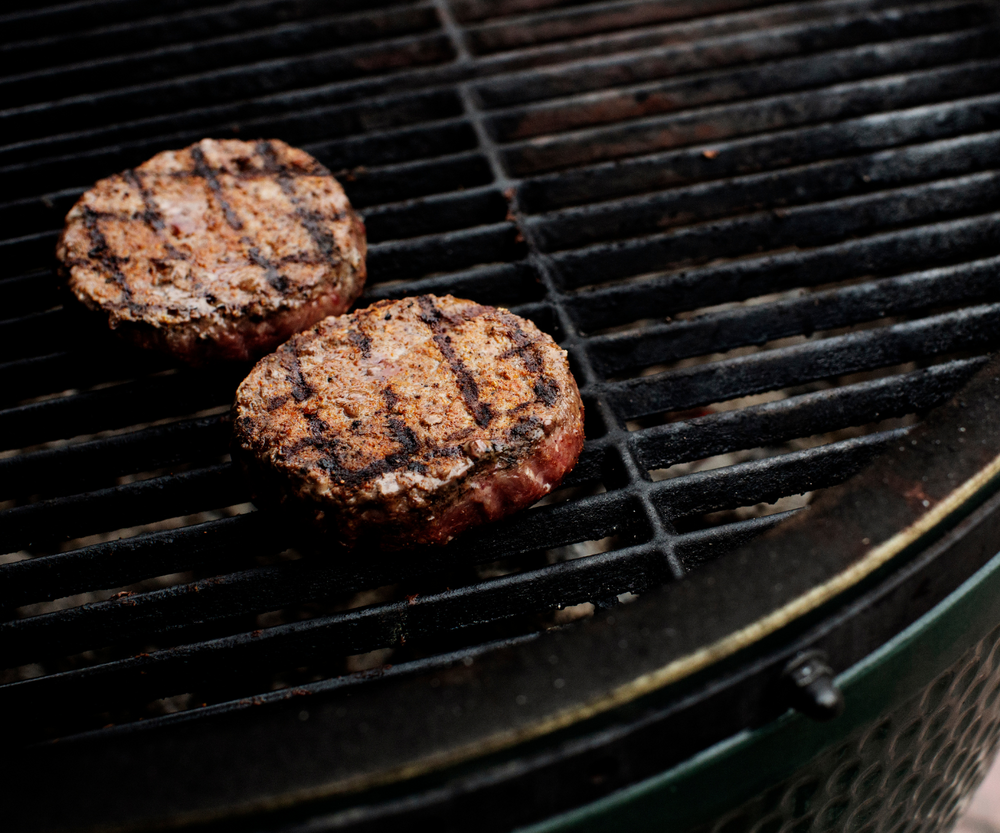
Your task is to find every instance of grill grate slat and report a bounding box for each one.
[588,256,1000,378]
[609,303,1000,420]
[0,5,442,108]
[3,0,999,747]
[0,515,274,611]
[472,0,989,107]
[0,415,230,501]
[0,464,247,555]
[500,55,1000,175]
[632,358,986,471]
[567,210,1000,331]
[484,23,998,140]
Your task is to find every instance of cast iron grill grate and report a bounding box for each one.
[1,0,1000,747]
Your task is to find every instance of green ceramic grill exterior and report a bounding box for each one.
[525,546,1000,833]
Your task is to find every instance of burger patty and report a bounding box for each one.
[56,138,366,364]
[232,294,585,549]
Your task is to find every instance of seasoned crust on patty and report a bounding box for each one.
[232,294,585,550]
[56,138,367,364]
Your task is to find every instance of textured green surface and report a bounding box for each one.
[522,546,1000,833]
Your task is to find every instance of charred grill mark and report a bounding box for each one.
[291,382,427,486]
[247,246,290,293]
[295,207,342,263]
[191,146,244,231]
[418,295,493,428]
[257,140,342,265]
[349,329,372,358]
[121,171,189,261]
[280,351,313,402]
[267,395,289,411]
[533,377,560,406]
[81,206,137,309]
[383,385,424,470]
[123,169,164,232]
[387,417,419,456]
[508,416,543,443]
[296,410,424,486]
[277,252,327,266]
[500,312,560,407]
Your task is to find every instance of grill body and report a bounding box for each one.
[535,480,1000,833]
[3,0,1000,830]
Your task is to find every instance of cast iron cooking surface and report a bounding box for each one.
[2,0,1000,829]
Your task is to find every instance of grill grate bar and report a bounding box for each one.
[462,0,789,54]
[0,0,410,68]
[518,89,1000,212]
[653,427,906,519]
[568,210,1000,332]
[0,539,665,725]
[0,30,457,146]
[0,5,440,106]
[0,367,244,451]
[366,221,524,284]
[485,21,996,141]
[608,303,1000,421]
[473,0,989,107]
[0,514,274,611]
[553,169,1000,290]
[362,261,545,307]
[501,55,1000,176]
[0,0,267,43]
[531,130,1000,254]
[632,358,986,472]
[588,255,1000,378]
[0,86,467,195]
[0,5,441,110]
[362,183,507,243]
[0,414,230,502]
[673,510,799,571]
[0,463,247,555]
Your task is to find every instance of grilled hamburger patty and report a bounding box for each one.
[233,295,585,549]
[56,138,366,363]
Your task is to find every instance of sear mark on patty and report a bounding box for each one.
[498,311,561,406]
[257,139,342,265]
[417,294,494,429]
[247,245,290,294]
[123,168,165,232]
[348,328,372,357]
[281,351,313,403]
[190,145,244,231]
[81,206,139,312]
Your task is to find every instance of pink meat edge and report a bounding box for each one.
[369,417,586,550]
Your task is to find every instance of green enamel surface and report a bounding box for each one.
[520,545,1000,833]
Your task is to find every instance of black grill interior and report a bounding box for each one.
[2,0,1000,746]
